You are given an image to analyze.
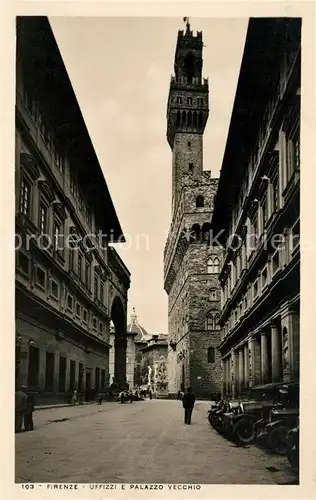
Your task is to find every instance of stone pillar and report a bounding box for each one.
[18,338,29,387]
[53,352,60,393]
[231,351,237,397]
[65,358,70,392]
[38,348,46,392]
[250,336,261,386]
[261,332,269,384]
[271,323,281,382]
[238,348,244,394]
[281,306,300,381]
[244,343,249,388]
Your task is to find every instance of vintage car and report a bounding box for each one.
[287,419,299,469]
[257,408,299,454]
[225,382,299,447]
[208,400,240,434]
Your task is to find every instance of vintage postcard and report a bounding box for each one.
[0,0,315,498]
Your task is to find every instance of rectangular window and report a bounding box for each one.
[197,98,204,106]
[261,267,268,288]
[187,141,191,148]
[53,219,64,257]
[69,248,75,271]
[20,177,31,216]
[261,195,268,228]
[253,280,258,298]
[100,322,104,334]
[207,347,216,364]
[36,266,46,289]
[67,294,73,311]
[17,251,30,276]
[100,282,104,304]
[93,317,97,330]
[271,173,279,212]
[75,302,81,318]
[83,309,88,323]
[51,279,59,299]
[176,96,182,104]
[39,202,48,234]
[272,250,280,275]
[187,97,192,105]
[94,276,98,300]
[78,254,83,280]
[85,261,91,289]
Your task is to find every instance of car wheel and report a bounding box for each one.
[269,426,289,455]
[287,438,299,469]
[233,418,255,445]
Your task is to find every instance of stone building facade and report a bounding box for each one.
[211,18,301,397]
[164,20,222,398]
[15,17,131,403]
[140,335,168,396]
[127,309,151,388]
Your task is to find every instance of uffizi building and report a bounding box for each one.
[15,17,132,403]
[211,18,300,397]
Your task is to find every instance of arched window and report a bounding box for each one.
[202,222,211,242]
[206,311,221,331]
[207,256,220,274]
[207,347,216,364]
[191,224,201,243]
[196,195,204,208]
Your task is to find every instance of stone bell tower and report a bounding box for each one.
[164,18,222,398]
[167,17,209,214]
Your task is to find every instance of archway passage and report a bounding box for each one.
[110,296,128,390]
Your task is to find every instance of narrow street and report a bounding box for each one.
[16,400,297,484]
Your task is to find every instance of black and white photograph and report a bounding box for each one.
[6,3,311,491]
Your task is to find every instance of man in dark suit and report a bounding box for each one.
[182,387,196,424]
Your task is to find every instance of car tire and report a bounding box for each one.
[287,437,299,469]
[268,425,289,455]
[233,418,255,446]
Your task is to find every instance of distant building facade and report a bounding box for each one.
[140,334,168,395]
[15,17,131,402]
[164,20,222,398]
[211,18,301,397]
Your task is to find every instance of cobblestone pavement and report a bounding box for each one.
[15,400,298,484]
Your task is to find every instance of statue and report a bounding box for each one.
[148,365,152,386]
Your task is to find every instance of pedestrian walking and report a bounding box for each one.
[149,390,152,400]
[72,389,78,405]
[15,385,27,433]
[182,387,195,425]
[24,388,36,431]
[120,391,125,404]
[129,391,133,404]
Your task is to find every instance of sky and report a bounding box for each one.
[49,17,248,334]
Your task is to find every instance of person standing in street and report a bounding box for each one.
[182,387,196,425]
[15,385,27,433]
[24,388,36,431]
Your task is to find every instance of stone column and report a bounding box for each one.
[231,350,237,397]
[261,332,269,384]
[53,352,60,393]
[238,348,244,394]
[18,338,29,387]
[38,348,46,392]
[250,336,261,386]
[244,343,249,389]
[271,323,281,382]
[65,358,70,392]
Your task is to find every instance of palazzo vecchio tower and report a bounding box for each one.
[164,19,222,398]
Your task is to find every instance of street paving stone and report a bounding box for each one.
[15,400,298,484]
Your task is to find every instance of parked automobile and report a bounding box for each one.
[257,408,299,455]
[222,382,299,448]
[287,419,299,469]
